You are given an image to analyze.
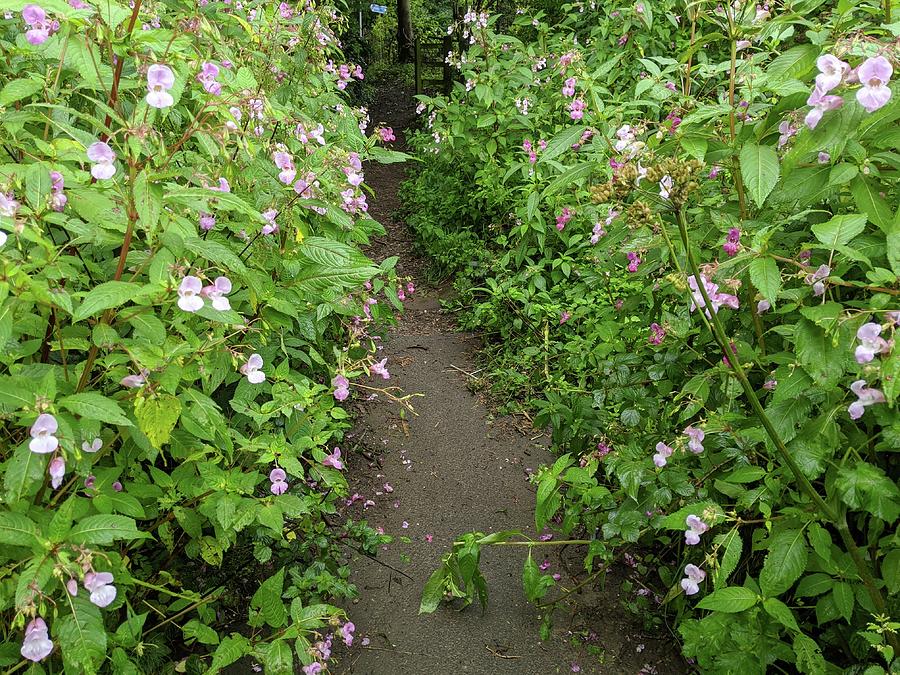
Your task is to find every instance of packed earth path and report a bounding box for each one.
[334,88,684,675]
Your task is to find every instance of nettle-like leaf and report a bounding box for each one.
[759,527,809,597]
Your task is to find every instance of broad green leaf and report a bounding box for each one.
[765,44,819,83]
[740,144,780,208]
[835,462,900,522]
[538,125,586,163]
[68,515,142,544]
[850,176,893,232]
[713,530,743,590]
[59,393,132,426]
[749,257,781,302]
[72,282,140,322]
[696,586,758,612]
[134,394,181,447]
[258,639,293,675]
[0,512,41,548]
[183,237,247,275]
[882,549,900,594]
[522,552,554,602]
[56,596,107,674]
[420,566,448,614]
[3,443,46,504]
[811,214,867,248]
[760,528,808,597]
[208,635,251,673]
[832,582,854,622]
[182,619,220,646]
[0,78,43,106]
[249,568,286,628]
[763,597,800,632]
[794,633,826,674]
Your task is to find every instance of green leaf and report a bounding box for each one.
[208,635,251,673]
[850,176,893,232]
[835,463,900,522]
[419,566,448,614]
[740,144,780,208]
[811,214,867,248]
[133,170,162,235]
[832,582,854,622]
[759,528,808,597]
[794,633,826,675]
[522,552,554,602]
[765,44,819,83]
[696,586,759,612]
[249,568,286,628]
[59,393,132,426]
[882,549,900,594]
[749,257,782,302]
[258,639,293,675]
[134,394,181,448]
[69,515,142,544]
[763,597,800,632]
[3,443,46,504]
[72,282,140,322]
[0,78,43,106]
[183,237,247,275]
[538,125,586,163]
[713,530,743,590]
[796,573,833,597]
[0,512,41,548]
[56,596,107,674]
[182,619,220,646]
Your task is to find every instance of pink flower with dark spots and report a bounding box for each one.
[240,353,265,384]
[855,56,892,112]
[323,447,344,470]
[177,276,204,312]
[201,276,232,311]
[145,64,175,109]
[87,141,116,179]
[269,467,288,495]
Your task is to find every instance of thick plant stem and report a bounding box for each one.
[675,210,895,642]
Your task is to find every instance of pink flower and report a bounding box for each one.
[804,88,843,129]
[848,379,885,420]
[652,442,673,467]
[273,151,296,185]
[763,379,777,390]
[370,358,390,380]
[559,311,571,324]
[145,64,175,109]
[681,564,706,595]
[22,5,54,45]
[736,39,751,51]
[815,54,849,93]
[757,299,771,314]
[684,514,708,545]
[341,622,355,646]
[323,447,344,470]
[49,170,66,211]
[722,227,741,257]
[120,369,148,388]
[177,276,204,312]
[804,264,830,296]
[555,207,573,230]
[20,618,53,662]
[86,141,116,180]
[197,61,221,95]
[332,374,350,401]
[199,212,215,231]
[648,322,665,345]
[241,353,265,384]
[855,322,890,364]
[29,413,58,454]
[683,426,705,453]
[818,151,830,163]
[856,56,892,113]
[425,534,433,542]
[539,559,551,571]
[626,251,641,273]
[48,456,65,489]
[568,99,586,120]
[687,274,739,316]
[112,481,123,491]
[83,571,117,607]
[269,467,288,494]
[200,276,232,311]
[378,127,396,142]
[562,77,576,97]
[66,579,78,596]
[303,664,323,675]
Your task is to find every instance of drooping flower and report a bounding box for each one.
[648,322,665,345]
[370,358,390,380]
[848,380,885,420]
[722,227,741,257]
[626,251,641,273]
[559,311,571,324]
[303,663,323,675]
[687,274,739,316]
[199,212,215,231]
[804,88,843,130]
[83,571,117,608]
[197,61,221,95]
[683,426,704,453]
[684,514,709,545]
[378,127,396,142]
[814,54,849,93]
[29,414,58,454]
[855,56,892,113]
[653,442,673,467]
[145,64,175,109]
[120,369,148,388]
[332,374,350,401]
[341,622,355,646]
[177,276,204,312]
[681,564,706,595]
[659,174,674,200]
[757,299,771,314]
[568,98,586,120]
[817,151,830,164]
[66,579,78,596]
[804,264,830,297]
[241,353,265,384]
[323,447,344,470]
[200,276,232,311]
[20,617,53,662]
[48,456,65,489]
[22,5,55,45]
[86,142,116,180]
[736,39,751,51]
[562,76,576,97]
[556,207,573,231]
[49,171,67,211]
[855,322,890,364]
[269,467,288,495]
[273,151,296,185]
[763,379,777,390]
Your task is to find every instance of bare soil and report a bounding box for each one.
[333,87,687,675]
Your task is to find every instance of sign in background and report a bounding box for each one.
[370,3,388,13]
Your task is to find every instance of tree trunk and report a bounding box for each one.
[397,0,414,63]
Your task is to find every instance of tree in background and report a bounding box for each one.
[397,0,414,61]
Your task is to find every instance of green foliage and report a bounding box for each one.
[408,1,900,672]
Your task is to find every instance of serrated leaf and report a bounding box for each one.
[59,393,132,426]
[740,144,780,208]
[811,214,867,248]
[72,282,140,322]
[0,78,43,106]
[69,515,142,544]
[749,257,782,301]
[766,44,819,83]
[696,586,758,612]
[713,529,743,590]
[832,582,854,622]
[763,597,800,632]
[249,568,286,628]
[208,635,251,673]
[538,125,586,163]
[134,394,181,448]
[760,528,808,597]
[56,596,107,674]
[0,512,41,548]
[794,633,826,674]
[850,176,893,232]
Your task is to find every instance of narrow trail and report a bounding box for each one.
[337,88,681,675]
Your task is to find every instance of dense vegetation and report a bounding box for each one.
[0,1,407,672]
[406,2,900,672]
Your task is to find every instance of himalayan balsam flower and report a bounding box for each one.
[82,438,102,453]
[371,358,390,380]
[684,514,709,545]
[341,622,355,646]
[199,212,215,231]
[200,276,232,311]
[83,572,117,607]
[20,618,53,662]
[722,227,741,257]
[241,353,266,384]
[269,468,289,495]
[48,456,65,489]
[559,311,571,324]
[626,252,641,273]
[683,426,704,453]
[49,171,67,211]
[568,99,586,120]
[805,88,843,130]
[29,414,58,454]
[648,322,665,345]
[681,564,706,595]
[177,276,204,312]
[145,64,175,109]
[197,61,221,95]
[818,151,830,164]
[757,299,771,314]
[332,374,350,401]
[273,151,296,185]
[86,142,116,180]
[659,175,674,200]
[22,5,55,45]
[855,322,890,364]
[855,56,892,113]
[323,447,343,470]
[848,380,885,420]
[378,127,396,142]
[687,274,739,316]
[815,54,849,93]
[556,207,572,231]
[653,442,673,467]
[120,369,148,388]
[562,77,576,96]
[66,579,78,596]
[763,379,777,390]
[804,264,830,296]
